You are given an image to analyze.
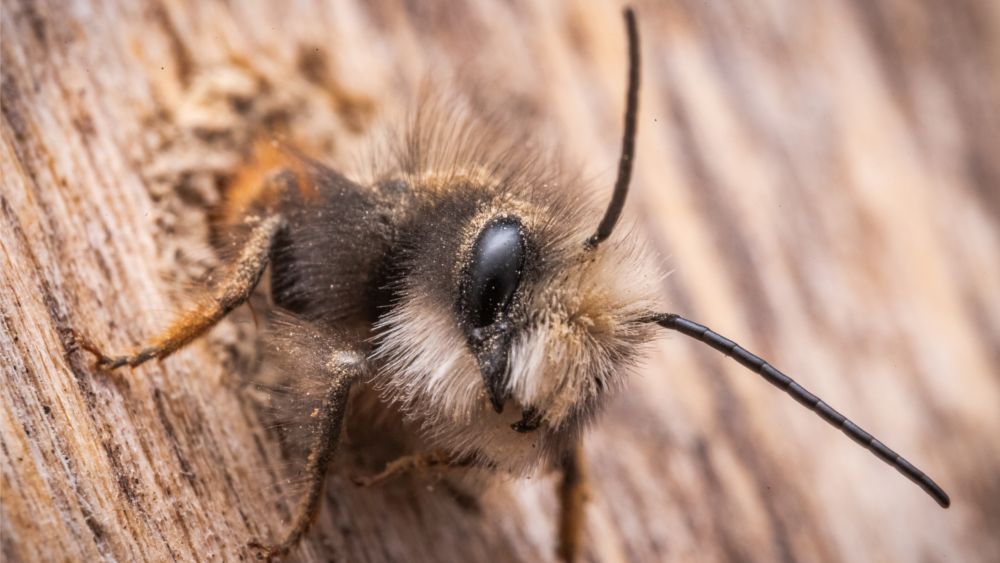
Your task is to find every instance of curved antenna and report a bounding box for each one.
[586,7,641,250]
[654,313,951,508]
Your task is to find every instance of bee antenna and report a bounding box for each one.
[653,313,951,509]
[586,7,641,250]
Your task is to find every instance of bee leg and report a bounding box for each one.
[249,349,367,562]
[557,443,589,563]
[352,449,470,488]
[64,213,286,370]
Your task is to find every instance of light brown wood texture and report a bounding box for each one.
[3,1,999,561]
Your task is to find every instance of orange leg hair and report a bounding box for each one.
[557,443,589,563]
[66,213,285,369]
[352,450,472,488]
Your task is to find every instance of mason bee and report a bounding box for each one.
[65,8,950,562]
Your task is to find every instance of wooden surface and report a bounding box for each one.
[3,0,1000,561]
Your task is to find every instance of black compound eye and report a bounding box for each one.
[463,218,526,328]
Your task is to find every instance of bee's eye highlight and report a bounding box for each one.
[463,218,526,328]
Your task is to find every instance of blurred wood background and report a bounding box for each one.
[3,0,999,561]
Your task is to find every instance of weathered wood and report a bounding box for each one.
[3,1,999,561]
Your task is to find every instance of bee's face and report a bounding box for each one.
[373,163,663,471]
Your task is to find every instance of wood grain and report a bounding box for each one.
[3,1,999,561]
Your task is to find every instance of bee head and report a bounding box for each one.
[372,161,660,471]
[454,194,662,425]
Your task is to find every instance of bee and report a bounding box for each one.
[66,7,949,562]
